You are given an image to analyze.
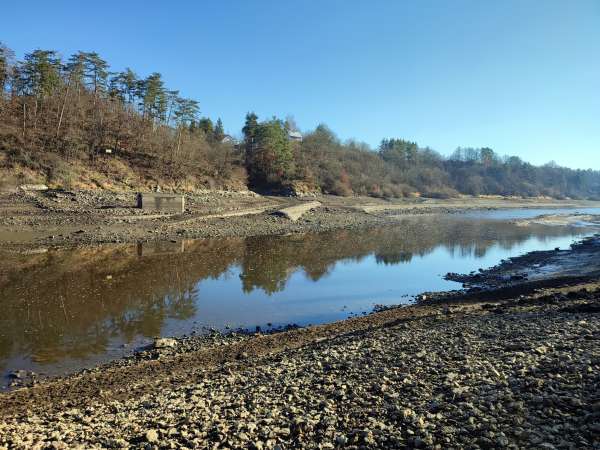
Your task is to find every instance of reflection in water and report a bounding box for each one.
[0,214,594,382]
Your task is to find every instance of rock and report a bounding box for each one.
[145,429,159,443]
[153,338,178,349]
[8,370,27,379]
[335,434,348,445]
[534,345,548,355]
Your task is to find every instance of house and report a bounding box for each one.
[221,134,240,145]
[287,130,303,142]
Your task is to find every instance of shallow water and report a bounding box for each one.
[0,209,598,386]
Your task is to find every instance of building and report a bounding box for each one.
[287,130,303,142]
[221,134,240,145]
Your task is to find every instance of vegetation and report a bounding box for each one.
[0,44,241,189]
[1,42,600,199]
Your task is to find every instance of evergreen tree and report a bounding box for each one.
[83,52,109,95]
[242,112,258,143]
[18,49,62,97]
[213,118,225,141]
[0,42,15,94]
[247,118,292,186]
[197,117,214,136]
[139,72,166,122]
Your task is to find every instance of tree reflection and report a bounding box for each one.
[0,216,586,373]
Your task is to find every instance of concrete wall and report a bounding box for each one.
[137,193,185,214]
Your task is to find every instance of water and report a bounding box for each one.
[460,207,600,221]
[0,209,598,386]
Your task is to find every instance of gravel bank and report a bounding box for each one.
[2,189,600,250]
[1,290,598,449]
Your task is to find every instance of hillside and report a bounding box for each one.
[1,43,600,199]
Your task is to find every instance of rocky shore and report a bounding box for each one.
[0,283,599,449]
[2,188,600,250]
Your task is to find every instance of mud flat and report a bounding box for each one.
[0,237,599,449]
[1,188,600,250]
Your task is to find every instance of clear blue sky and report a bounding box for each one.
[3,0,599,169]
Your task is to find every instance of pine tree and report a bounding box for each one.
[197,117,214,136]
[213,118,225,141]
[0,42,15,94]
[18,49,62,97]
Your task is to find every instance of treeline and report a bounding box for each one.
[1,43,599,199]
[0,43,240,188]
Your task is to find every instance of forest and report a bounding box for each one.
[1,43,599,199]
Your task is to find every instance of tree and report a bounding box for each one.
[246,118,292,186]
[0,42,15,94]
[379,138,419,170]
[242,112,258,142]
[109,68,138,104]
[17,49,61,97]
[172,97,199,158]
[139,72,166,123]
[82,52,108,95]
[213,118,225,141]
[242,112,259,168]
[480,147,496,167]
[197,117,214,136]
[65,52,86,90]
[173,97,199,126]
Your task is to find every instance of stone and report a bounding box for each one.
[534,346,549,355]
[153,338,178,349]
[8,370,27,379]
[335,434,348,445]
[145,429,159,443]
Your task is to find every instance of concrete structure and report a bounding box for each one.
[137,192,185,213]
[19,184,49,191]
[276,201,321,221]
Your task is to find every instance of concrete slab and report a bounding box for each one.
[19,184,49,191]
[276,201,322,221]
[137,193,185,214]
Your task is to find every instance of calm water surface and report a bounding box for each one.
[0,208,598,386]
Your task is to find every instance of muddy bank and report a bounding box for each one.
[2,188,600,250]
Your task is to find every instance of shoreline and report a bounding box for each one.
[1,189,600,251]
[1,278,598,448]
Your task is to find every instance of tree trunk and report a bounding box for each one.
[22,101,26,139]
[56,82,71,136]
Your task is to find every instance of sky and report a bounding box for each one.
[2,0,599,169]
